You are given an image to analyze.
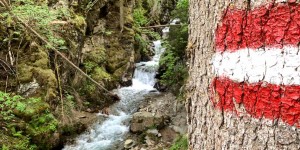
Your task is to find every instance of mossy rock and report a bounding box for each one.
[106,59,128,74]
[18,64,34,83]
[91,67,111,82]
[84,46,107,64]
[60,121,87,137]
[32,68,57,100]
[124,14,134,26]
[122,27,135,38]
[71,14,87,32]
[17,40,57,100]
[31,50,49,69]
[112,64,128,80]
[106,47,128,73]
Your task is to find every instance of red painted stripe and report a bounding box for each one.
[212,77,300,127]
[215,3,300,52]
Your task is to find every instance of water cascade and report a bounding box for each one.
[63,40,165,150]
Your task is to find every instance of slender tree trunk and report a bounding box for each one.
[187,0,300,149]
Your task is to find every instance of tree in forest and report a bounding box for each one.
[187,0,300,149]
[158,0,188,93]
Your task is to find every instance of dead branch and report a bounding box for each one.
[85,0,100,14]
[54,53,64,124]
[0,58,15,75]
[139,24,183,29]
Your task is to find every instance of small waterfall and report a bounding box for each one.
[133,40,163,87]
[63,40,165,150]
[162,19,180,37]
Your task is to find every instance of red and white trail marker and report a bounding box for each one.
[212,3,300,127]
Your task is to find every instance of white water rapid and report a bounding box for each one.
[63,40,165,150]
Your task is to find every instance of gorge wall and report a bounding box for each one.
[0,0,177,149]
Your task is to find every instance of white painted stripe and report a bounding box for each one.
[212,46,300,85]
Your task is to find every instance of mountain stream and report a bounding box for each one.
[63,40,165,150]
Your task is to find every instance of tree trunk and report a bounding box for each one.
[187,0,300,149]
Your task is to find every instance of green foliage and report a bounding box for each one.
[160,43,187,87]
[1,0,73,50]
[64,94,76,114]
[10,126,24,138]
[28,113,58,135]
[133,0,163,59]
[86,82,96,92]
[133,7,149,27]
[2,145,9,150]
[0,91,57,149]
[80,81,96,97]
[0,91,24,121]
[134,29,161,60]
[172,0,189,22]
[83,101,90,106]
[66,94,74,101]
[16,101,26,112]
[170,135,188,150]
[134,33,148,54]
[167,0,189,56]
[91,67,111,81]
[159,0,189,93]
[135,0,163,24]
[71,15,86,29]
[142,29,161,40]
[11,136,33,150]
[84,61,98,73]
[0,133,38,150]
[104,30,113,35]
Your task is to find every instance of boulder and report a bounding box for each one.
[154,82,167,92]
[145,135,156,146]
[160,127,178,143]
[130,111,169,133]
[146,129,159,137]
[144,129,161,147]
[170,125,187,135]
[124,139,136,149]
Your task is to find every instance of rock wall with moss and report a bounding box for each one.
[0,0,137,149]
[0,0,178,149]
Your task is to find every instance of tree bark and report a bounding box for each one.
[187,0,300,149]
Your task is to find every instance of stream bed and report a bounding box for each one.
[63,40,165,150]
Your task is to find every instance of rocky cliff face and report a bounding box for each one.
[69,0,136,107]
[0,0,137,110]
[0,0,136,148]
[0,0,178,149]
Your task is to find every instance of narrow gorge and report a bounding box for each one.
[0,0,188,149]
[64,40,164,150]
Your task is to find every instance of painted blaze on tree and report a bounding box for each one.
[212,2,300,127]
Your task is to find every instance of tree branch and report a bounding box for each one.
[139,24,184,29]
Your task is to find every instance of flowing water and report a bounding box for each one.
[63,40,165,150]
